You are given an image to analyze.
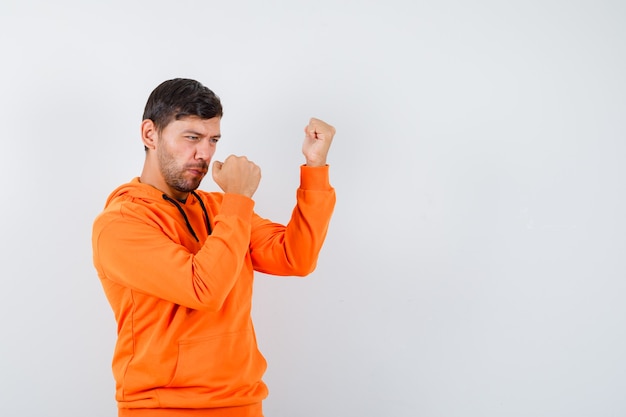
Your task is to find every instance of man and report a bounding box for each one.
[92,78,336,416]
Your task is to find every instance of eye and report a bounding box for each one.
[210,138,220,144]
[185,135,200,141]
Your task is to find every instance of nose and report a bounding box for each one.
[195,138,214,161]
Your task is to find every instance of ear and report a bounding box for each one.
[141,119,158,150]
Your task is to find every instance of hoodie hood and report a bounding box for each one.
[104,177,165,208]
[105,177,212,241]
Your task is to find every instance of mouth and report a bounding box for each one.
[187,167,207,177]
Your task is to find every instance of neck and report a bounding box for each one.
[140,158,189,202]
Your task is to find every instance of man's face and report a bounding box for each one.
[156,116,221,196]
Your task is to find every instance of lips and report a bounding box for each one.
[186,164,208,176]
[188,168,207,176]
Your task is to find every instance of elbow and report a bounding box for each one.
[189,291,226,312]
[285,247,321,277]
[200,297,226,312]
[191,276,229,312]
[290,260,318,277]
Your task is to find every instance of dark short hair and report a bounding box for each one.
[142,78,223,132]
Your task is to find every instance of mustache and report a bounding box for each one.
[184,163,208,171]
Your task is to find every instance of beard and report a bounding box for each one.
[157,144,207,193]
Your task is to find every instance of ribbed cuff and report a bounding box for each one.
[220,193,255,220]
[300,165,332,191]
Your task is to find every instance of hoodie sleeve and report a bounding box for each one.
[92,193,255,311]
[249,165,336,276]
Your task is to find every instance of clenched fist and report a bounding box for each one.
[212,155,261,198]
[303,118,335,167]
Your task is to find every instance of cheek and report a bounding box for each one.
[177,143,198,158]
[158,143,188,168]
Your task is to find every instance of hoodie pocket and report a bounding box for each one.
[166,329,265,389]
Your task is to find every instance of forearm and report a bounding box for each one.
[250,165,336,275]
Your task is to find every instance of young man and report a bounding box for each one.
[92,78,336,416]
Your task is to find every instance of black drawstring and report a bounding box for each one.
[162,193,212,242]
[191,191,213,236]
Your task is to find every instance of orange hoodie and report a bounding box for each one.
[92,165,335,416]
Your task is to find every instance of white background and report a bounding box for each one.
[1,1,625,416]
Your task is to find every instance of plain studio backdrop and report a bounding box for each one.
[1,1,625,416]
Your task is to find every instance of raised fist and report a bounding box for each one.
[302,118,335,167]
[212,155,261,198]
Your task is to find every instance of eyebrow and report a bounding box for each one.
[181,129,221,139]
